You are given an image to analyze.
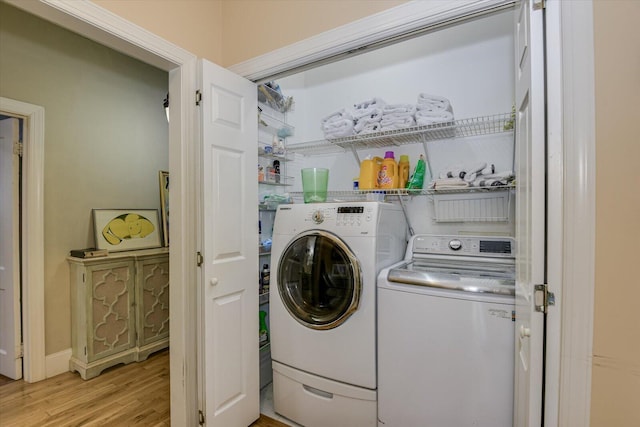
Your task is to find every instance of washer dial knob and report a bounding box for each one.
[312,210,324,224]
[449,239,462,251]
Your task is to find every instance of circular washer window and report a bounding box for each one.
[277,230,362,330]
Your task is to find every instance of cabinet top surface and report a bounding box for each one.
[67,247,169,263]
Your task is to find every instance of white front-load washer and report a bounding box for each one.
[270,202,407,427]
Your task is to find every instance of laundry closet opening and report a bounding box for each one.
[257,6,519,425]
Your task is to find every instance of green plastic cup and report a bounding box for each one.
[301,168,329,203]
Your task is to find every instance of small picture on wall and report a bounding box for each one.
[159,170,169,247]
[93,209,162,252]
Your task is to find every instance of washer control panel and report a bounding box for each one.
[412,235,515,257]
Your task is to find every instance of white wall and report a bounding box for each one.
[0,3,169,354]
[276,10,515,236]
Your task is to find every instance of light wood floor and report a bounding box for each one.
[0,350,286,426]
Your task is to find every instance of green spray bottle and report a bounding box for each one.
[406,154,430,189]
[259,310,269,346]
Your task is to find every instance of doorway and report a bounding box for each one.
[0,98,46,383]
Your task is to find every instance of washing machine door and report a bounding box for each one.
[278,230,362,330]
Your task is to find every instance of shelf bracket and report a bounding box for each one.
[396,194,415,236]
[349,145,361,166]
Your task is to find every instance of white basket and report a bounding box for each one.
[432,190,511,222]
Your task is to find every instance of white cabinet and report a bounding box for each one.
[68,248,169,379]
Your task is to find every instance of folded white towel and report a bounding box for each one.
[322,118,353,131]
[322,108,354,125]
[352,98,386,120]
[354,110,383,132]
[322,118,355,139]
[380,115,416,130]
[357,122,382,135]
[381,111,415,121]
[430,178,470,190]
[382,104,416,115]
[417,94,453,113]
[415,109,454,126]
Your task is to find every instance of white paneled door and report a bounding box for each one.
[0,117,22,380]
[198,59,259,427]
[514,0,546,426]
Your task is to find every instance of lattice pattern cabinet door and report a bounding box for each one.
[69,259,136,379]
[136,254,170,360]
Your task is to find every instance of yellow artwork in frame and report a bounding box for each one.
[93,209,162,252]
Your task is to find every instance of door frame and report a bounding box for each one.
[0,98,45,383]
[3,0,199,425]
[6,0,595,425]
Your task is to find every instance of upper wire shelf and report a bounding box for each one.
[286,113,514,156]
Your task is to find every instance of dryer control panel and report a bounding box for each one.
[305,205,375,229]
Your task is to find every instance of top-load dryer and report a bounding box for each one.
[270,201,407,427]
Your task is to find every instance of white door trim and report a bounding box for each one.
[0,97,45,383]
[228,0,514,81]
[545,1,596,426]
[3,1,199,425]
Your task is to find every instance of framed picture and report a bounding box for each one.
[93,209,162,252]
[159,170,169,247]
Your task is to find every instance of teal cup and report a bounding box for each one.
[301,168,329,203]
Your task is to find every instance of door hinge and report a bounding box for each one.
[198,409,205,425]
[534,284,555,313]
[196,90,202,106]
[14,141,23,157]
[196,251,203,267]
[533,0,545,11]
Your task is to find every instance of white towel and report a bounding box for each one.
[380,115,416,131]
[430,178,470,190]
[417,94,453,113]
[354,108,383,132]
[357,122,382,135]
[415,109,454,126]
[352,98,386,120]
[322,118,355,139]
[322,118,353,131]
[382,104,416,116]
[321,108,353,125]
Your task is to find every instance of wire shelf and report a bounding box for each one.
[289,184,514,203]
[287,113,514,156]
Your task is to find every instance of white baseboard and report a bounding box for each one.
[45,348,72,378]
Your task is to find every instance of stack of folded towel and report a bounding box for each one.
[430,162,515,189]
[415,93,455,126]
[380,103,416,131]
[352,98,386,135]
[321,108,355,140]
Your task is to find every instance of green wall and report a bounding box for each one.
[0,2,169,355]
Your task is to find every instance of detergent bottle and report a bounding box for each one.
[378,151,399,189]
[358,156,383,190]
[398,155,410,189]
